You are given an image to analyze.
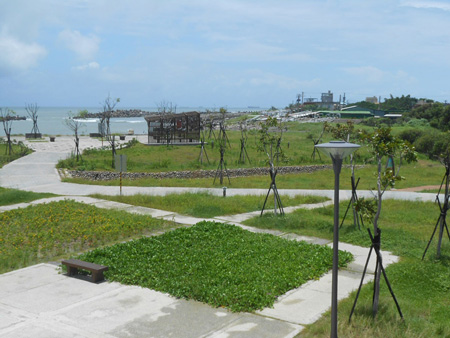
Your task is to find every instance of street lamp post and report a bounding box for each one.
[315,140,360,338]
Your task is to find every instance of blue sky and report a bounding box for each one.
[1,0,450,108]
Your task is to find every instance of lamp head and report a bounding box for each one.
[315,140,360,160]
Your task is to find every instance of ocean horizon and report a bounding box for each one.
[1,106,265,137]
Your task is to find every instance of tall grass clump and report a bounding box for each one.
[0,187,55,206]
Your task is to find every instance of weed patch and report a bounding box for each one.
[0,200,171,274]
[0,187,55,206]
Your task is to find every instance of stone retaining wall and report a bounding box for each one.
[67,165,353,181]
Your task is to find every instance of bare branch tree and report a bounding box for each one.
[25,103,40,136]
[0,108,15,155]
[100,94,120,138]
[64,112,85,161]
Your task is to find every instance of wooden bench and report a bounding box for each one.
[61,259,109,283]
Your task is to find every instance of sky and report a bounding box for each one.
[1,0,450,108]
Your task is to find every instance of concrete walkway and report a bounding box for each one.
[0,136,438,202]
[0,136,418,337]
[0,196,398,338]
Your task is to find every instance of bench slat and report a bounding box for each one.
[61,259,109,283]
[62,259,108,272]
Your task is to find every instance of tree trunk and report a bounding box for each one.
[372,157,383,317]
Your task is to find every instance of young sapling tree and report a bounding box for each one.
[355,126,417,317]
[64,112,85,161]
[257,116,289,215]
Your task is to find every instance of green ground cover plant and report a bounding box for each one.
[90,192,328,218]
[0,187,55,206]
[243,199,450,337]
[77,221,353,312]
[0,200,171,274]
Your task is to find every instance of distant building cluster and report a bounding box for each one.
[246,90,403,124]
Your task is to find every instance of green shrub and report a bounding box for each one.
[414,133,435,158]
[406,118,430,127]
[398,129,424,144]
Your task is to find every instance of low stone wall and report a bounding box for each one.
[67,165,340,181]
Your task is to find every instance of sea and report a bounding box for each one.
[1,106,264,137]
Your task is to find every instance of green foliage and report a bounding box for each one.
[406,118,430,127]
[414,131,450,159]
[397,128,424,145]
[359,126,417,167]
[77,109,89,118]
[324,120,355,141]
[354,197,377,223]
[257,116,289,165]
[0,200,170,274]
[406,102,450,131]
[347,100,378,110]
[414,133,436,158]
[78,221,352,312]
[357,127,417,227]
[381,94,418,112]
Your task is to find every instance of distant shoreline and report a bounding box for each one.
[0,116,27,121]
[75,109,151,119]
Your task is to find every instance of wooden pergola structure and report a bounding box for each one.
[144,111,201,144]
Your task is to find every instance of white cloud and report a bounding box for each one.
[401,1,450,11]
[0,32,47,74]
[59,29,100,60]
[244,70,302,90]
[344,66,417,88]
[343,66,387,82]
[74,61,100,71]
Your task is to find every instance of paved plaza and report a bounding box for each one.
[0,136,429,337]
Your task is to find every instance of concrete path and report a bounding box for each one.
[0,136,419,337]
[0,136,438,203]
[0,195,398,338]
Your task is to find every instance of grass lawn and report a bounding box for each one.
[243,199,450,337]
[0,187,55,206]
[0,143,33,168]
[57,125,338,172]
[57,121,446,191]
[90,192,329,218]
[77,221,353,312]
[0,200,172,274]
[64,159,444,191]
